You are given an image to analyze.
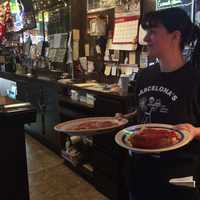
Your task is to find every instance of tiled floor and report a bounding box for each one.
[26,135,109,200]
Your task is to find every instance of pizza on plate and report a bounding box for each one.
[68,120,119,131]
[129,128,182,149]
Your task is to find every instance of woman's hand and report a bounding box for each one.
[115,111,137,120]
[114,113,124,120]
[175,123,200,140]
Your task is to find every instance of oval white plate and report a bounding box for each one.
[54,117,128,136]
[115,123,192,154]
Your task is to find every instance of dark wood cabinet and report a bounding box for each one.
[0,96,36,200]
[16,79,61,154]
[94,95,131,116]
[0,72,135,200]
[20,82,44,135]
[58,86,134,200]
[92,131,129,200]
[43,85,61,151]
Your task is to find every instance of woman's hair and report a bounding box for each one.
[141,7,200,68]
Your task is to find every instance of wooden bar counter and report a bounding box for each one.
[0,96,36,200]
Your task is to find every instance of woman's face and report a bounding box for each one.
[143,24,177,58]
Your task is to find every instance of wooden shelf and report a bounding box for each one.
[61,150,80,166]
[82,163,94,173]
[61,150,94,178]
[87,6,115,14]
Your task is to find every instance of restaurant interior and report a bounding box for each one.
[0,0,200,199]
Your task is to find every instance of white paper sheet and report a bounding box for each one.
[104,65,112,76]
[54,34,62,48]
[85,44,90,57]
[111,65,117,76]
[112,17,139,44]
[139,25,147,45]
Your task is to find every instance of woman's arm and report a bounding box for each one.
[175,123,200,140]
[115,110,137,120]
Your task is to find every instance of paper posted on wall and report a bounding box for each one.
[138,25,147,45]
[79,57,87,71]
[67,32,73,64]
[111,16,139,51]
[104,65,112,76]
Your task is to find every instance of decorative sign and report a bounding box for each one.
[0,23,6,40]
[0,0,11,41]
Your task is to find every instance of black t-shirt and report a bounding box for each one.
[136,62,200,126]
[135,62,200,163]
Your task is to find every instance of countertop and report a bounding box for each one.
[0,71,134,99]
[0,96,36,124]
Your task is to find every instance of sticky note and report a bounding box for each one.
[85,44,90,57]
[104,65,111,76]
[111,65,117,76]
[129,51,136,64]
[73,29,80,41]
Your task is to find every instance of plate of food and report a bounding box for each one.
[54,117,128,136]
[115,123,192,153]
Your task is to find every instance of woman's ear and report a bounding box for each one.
[172,30,181,43]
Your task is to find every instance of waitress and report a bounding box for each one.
[127,7,200,200]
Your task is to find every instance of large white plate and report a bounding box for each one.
[54,117,128,136]
[115,123,192,154]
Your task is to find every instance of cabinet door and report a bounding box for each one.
[43,85,61,152]
[24,82,44,136]
[16,79,29,101]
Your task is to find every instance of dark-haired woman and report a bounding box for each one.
[128,7,200,200]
